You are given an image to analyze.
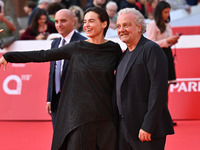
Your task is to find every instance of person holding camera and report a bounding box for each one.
[20,8,57,40]
[0,1,16,40]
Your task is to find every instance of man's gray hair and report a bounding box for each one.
[106,1,118,10]
[118,8,146,34]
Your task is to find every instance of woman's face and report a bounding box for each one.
[151,0,158,9]
[162,8,170,21]
[37,15,47,26]
[83,11,106,38]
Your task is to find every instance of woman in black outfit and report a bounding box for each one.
[0,7,122,150]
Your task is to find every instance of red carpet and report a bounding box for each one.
[165,120,200,150]
[0,121,53,150]
[0,120,199,150]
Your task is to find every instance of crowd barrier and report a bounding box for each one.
[0,31,200,120]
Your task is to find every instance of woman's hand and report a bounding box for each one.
[36,33,46,40]
[167,34,180,46]
[0,56,8,71]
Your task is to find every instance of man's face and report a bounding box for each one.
[116,13,141,45]
[23,6,31,14]
[106,5,117,18]
[55,10,75,37]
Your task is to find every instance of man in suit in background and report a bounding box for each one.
[115,8,174,150]
[46,9,86,129]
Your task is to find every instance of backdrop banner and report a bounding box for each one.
[0,38,199,120]
[0,57,51,120]
[169,48,200,119]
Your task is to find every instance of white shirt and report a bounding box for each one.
[57,30,75,74]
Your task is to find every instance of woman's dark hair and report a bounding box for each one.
[30,8,48,35]
[154,1,171,33]
[84,7,110,37]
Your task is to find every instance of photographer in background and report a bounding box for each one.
[0,0,16,39]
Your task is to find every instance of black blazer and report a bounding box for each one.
[115,36,174,139]
[46,32,86,104]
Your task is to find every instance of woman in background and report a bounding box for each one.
[147,1,180,84]
[147,1,181,125]
[20,8,57,40]
[69,5,84,32]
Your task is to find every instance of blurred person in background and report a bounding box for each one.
[146,0,159,19]
[106,1,118,29]
[147,1,181,126]
[110,0,121,11]
[135,0,148,18]
[19,1,37,35]
[147,1,180,85]
[54,0,81,9]
[84,0,107,10]
[52,0,62,2]
[186,0,199,6]
[23,1,37,18]
[0,0,16,39]
[166,0,191,13]
[119,0,139,11]
[20,8,57,40]
[47,2,65,23]
[46,9,86,129]
[28,0,52,25]
[69,5,84,32]
[37,0,52,10]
